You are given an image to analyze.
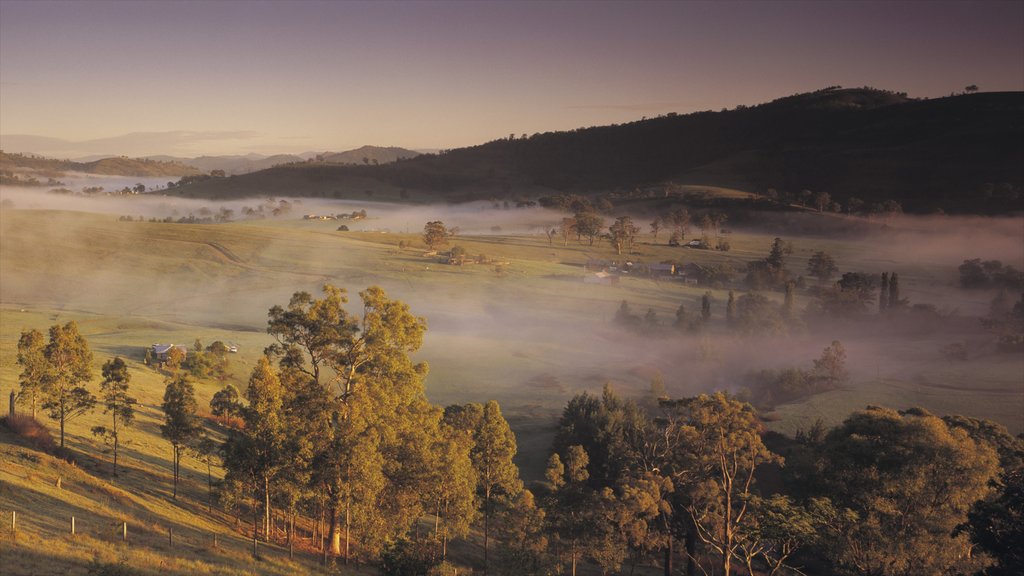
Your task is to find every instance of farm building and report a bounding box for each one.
[647,263,676,276]
[679,263,704,284]
[150,344,188,361]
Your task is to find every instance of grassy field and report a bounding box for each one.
[1,200,1021,574]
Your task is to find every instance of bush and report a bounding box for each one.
[380,538,438,576]
[1,414,56,452]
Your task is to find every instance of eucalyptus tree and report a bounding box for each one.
[90,357,136,476]
[39,321,96,448]
[161,373,201,499]
[16,328,47,419]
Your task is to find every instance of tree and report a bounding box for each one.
[210,384,243,419]
[266,284,358,386]
[674,303,687,330]
[573,212,604,246]
[736,293,786,335]
[226,357,288,540]
[16,328,47,418]
[545,446,593,576]
[811,407,999,576]
[40,321,96,448]
[165,345,185,374]
[815,272,877,317]
[671,392,782,576]
[766,237,791,272]
[161,373,201,499]
[807,251,838,283]
[432,421,478,559]
[604,473,673,575]
[814,191,832,212]
[701,292,713,322]
[193,434,222,512]
[496,490,551,576]
[608,216,640,255]
[736,495,841,576]
[650,218,662,242]
[783,281,796,319]
[812,340,848,388]
[472,400,521,573]
[888,272,901,308]
[423,220,449,249]
[559,217,577,246]
[960,468,1024,576]
[880,272,890,312]
[265,284,435,559]
[90,357,136,476]
[965,84,979,93]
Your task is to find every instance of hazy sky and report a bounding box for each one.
[1,0,1022,157]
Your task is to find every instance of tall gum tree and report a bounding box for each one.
[40,321,96,448]
[90,357,136,477]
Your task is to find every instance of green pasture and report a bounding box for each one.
[0,203,1021,574]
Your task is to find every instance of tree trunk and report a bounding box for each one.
[328,505,341,556]
[172,446,179,499]
[264,476,270,541]
[484,493,490,574]
[664,537,672,576]
[112,416,119,476]
[344,496,351,564]
[60,415,65,448]
[685,530,696,576]
[206,460,213,512]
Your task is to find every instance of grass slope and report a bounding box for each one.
[1,205,1021,573]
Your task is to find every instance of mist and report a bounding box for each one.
[2,192,1021,452]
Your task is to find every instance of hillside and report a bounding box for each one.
[319,145,421,165]
[171,88,1024,214]
[145,154,305,176]
[0,152,200,178]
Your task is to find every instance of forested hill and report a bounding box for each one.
[172,88,1024,213]
[0,151,201,177]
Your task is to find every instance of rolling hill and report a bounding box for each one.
[0,152,201,178]
[171,88,1024,214]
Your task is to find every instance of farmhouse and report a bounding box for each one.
[150,344,188,361]
[679,262,704,285]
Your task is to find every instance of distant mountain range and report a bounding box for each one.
[169,88,1024,213]
[0,151,200,178]
[147,145,420,175]
[0,145,422,180]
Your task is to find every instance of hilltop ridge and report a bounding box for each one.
[170,88,1024,214]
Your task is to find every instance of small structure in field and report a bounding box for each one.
[151,344,188,361]
[647,263,677,277]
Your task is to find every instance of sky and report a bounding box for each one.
[1,0,1022,158]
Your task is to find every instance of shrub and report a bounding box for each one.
[1,414,56,453]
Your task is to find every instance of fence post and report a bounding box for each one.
[168,527,173,546]
[213,533,218,549]
[70,516,75,535]
[11,510,16,538]
[122,521,127,542]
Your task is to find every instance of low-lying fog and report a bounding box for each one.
[0,178,559,235]
[2,184,1022,442]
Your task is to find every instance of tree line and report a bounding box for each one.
[13,288,1024,576]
